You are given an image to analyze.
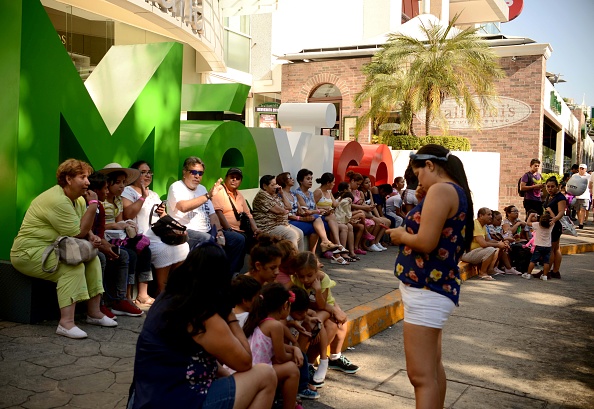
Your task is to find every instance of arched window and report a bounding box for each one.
[308,83,342,139]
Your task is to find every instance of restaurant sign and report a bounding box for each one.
[418,96,532,130]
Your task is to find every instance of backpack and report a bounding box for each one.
[517,172,532,197]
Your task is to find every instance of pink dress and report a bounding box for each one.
[248,318,275,365]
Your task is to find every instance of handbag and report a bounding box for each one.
[41,236,99,273]
[560,215,578,236]
[149,204,189,245]
[225,189,254,238]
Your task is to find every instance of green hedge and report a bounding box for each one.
[380,135,471,151]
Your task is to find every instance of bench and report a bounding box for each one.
[0,261,60,324]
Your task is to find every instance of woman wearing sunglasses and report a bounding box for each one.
[389,144,473,409]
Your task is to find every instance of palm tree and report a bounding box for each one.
[355,14,505,137]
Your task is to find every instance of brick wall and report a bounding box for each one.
[281,58,373,142]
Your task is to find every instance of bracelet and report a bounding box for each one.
[138,197,146,202]
[205,192,211,200]
[88,200,99,205]
[227,319,239,324]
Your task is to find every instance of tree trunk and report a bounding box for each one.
[425,107,430,136]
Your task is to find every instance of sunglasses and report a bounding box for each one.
[140,171,153,176]
[188,170,204,176]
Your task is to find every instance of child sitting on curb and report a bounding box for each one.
[290,251,360,380]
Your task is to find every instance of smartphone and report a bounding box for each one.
[111,246,120,255]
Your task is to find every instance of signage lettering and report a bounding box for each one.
[419,96,532,130]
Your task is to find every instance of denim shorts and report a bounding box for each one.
[530,245,551,264]
[400,284,455,329]
[203,375,236,409]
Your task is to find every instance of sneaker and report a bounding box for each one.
[368,244,382,252]
[377,243,387,251]
[298,388,320,400]
[328,355,359,374]
[532,271,543,279]
[493,267,505,276]
[540,274,548,281]
[550,271,561,279]
[111,300,143,317]
[505,267,522,275]
[521,273,532,279]
[100,305,117,320]
[86,315,118,327]
[310,378,325,388]
[579,224,584,229]
[56,324,87,339]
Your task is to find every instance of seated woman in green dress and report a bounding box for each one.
[11,159,117,339]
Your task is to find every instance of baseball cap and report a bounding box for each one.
[226,168,243,178]
[579,163,587,169]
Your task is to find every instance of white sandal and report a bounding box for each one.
[330,255,349,265]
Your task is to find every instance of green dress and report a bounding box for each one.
[11,185,103,308]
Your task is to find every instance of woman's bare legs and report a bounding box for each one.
[273,362,300,409]
[550,241,562,273]
[312,218,335,247]
[154,261,183,295]
[403,322,444,409]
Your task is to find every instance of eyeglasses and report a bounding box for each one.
[510,210,519,213]
[287,175,293,179]
[188,170,204,176]
[140,171,153,176]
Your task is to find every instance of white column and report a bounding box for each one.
[556,129,565,174]
[440,0,449,24]
[390,0,402,32]
[422,0,430,14]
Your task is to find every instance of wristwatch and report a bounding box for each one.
[204,192,211,200]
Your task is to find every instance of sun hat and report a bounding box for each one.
[579,163,587,169]
[98,163,141,185]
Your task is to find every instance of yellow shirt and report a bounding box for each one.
[470,219,486,251]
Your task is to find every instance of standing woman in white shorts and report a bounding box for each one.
[389,144,474,409]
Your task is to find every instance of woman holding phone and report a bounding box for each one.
[122,160,189,298]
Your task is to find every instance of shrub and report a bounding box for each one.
[383,135,471,151]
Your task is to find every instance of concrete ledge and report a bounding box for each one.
[560,242,594,255]
[344,290,404,348]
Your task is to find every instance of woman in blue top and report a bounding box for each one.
[389,144,474,409]
[131,243,276,409]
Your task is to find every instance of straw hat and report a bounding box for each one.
[98,163,141,185]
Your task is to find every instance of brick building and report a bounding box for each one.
[280,22,587,209]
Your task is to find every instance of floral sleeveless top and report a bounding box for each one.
[394,183,468,305]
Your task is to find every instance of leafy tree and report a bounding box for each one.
[355,15,505,136]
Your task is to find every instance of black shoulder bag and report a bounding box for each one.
[225,190,255,243]
[149,204,188,245]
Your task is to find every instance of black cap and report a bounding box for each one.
[226,168,243,178]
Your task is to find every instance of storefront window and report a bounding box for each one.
[43,4,114,81]
[223,16,251,73]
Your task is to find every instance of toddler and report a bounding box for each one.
[523,210,554,280]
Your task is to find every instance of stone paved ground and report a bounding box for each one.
[1,226,593,409]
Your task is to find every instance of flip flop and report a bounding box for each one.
[332,246,350,255]
[478,275,496,281]
[320,242,341,253]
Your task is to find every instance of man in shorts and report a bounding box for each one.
[460,208,509,281]
[520,159,544,218]
[574,164,593,229]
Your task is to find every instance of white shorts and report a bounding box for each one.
[400,284,455,329]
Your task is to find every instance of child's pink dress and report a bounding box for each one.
[248,318,275,365]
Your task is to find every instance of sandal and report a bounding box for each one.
[332,246,350,255]
[134,297,155,306]
[320,242,341,253]
[343,256,357,262]
[349,254,361,261]
[330,255,349,265]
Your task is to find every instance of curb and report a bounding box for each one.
[342,242,590,349]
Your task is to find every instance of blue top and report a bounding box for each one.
[133,294,219,408]
[294,187,316,210]
[394,183,468,305]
